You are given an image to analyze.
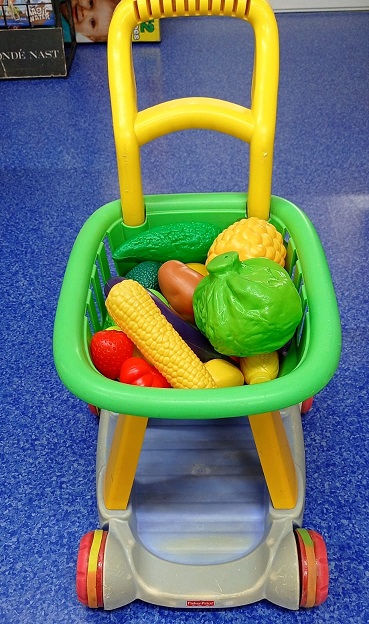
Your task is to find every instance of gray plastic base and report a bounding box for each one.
[96,406,305,610]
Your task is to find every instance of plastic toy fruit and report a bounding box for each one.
[206,217,286,267]
[113,221,222,264]
[204,359,244,388]
[158,260,204,323]
[193,252,302,357]
[186,262,209,276]
[119,357,171,388]
[90,330,134,380]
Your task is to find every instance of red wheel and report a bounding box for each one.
[308,530,329,606]
[301,397,314,414]
[295,528,316,608]
[76,530,108,608]
[295,529,308,607]
[76,532,94,606]
[295,528,329,608]
[88,404,100,416]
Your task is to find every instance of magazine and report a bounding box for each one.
[0,0,160,43]
[59,0,160,43]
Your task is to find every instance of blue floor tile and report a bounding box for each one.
[1,10,368,624]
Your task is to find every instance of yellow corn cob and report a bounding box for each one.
[240,351,279,385]
[206,217,286,267]
[106,279,216,389]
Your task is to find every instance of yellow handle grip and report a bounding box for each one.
[108,0,279,225]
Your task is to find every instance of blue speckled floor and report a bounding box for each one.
[1,10,369,624]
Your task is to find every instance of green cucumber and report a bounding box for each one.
[113,221,222,264]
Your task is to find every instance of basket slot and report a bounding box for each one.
[86,262,112,334]
[292,259,303,293]
[272,229,310,376]
[91,266,106,322]
[96,241,113,287]
[284,236,297,278]
[296,288,309,353]
[104,228,124,276]
[86,288,102,334]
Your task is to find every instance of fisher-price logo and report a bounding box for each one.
[186,600,215,607]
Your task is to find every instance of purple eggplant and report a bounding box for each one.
[104,276,126,298]
[104,276,227,362]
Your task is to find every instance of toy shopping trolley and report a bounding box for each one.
[53,0,341,613]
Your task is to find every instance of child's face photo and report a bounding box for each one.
[70,0,117,41]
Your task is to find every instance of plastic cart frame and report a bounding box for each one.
[54,0,341,612]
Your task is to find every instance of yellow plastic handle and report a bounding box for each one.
[108,0,279,225]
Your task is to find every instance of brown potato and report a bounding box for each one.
[158,260,204,323]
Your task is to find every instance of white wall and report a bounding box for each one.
[271,1,369,10]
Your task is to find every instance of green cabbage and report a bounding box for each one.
[193,252,303,357]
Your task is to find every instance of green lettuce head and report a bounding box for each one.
[193,252,303,357]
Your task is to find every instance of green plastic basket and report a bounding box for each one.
[53,1,341,419]
[53,191,341,419]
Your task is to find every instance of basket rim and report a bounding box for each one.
[53,192,341,419]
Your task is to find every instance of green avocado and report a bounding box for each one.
[193,252,303,357]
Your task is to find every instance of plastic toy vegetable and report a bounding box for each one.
[113,221,222,264]
[90,330,134,379]
[193,252,302,357]
[104,276,227,362]
[106,279,217,389]
[104,276,125,297]
[206,217,286,267]
[125,261,162,290]
[158,260,204,323]
[240,351,279,384]
[119,357,171,388]
[204,359,244,388]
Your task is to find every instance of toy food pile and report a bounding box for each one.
[89,218,302,390]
